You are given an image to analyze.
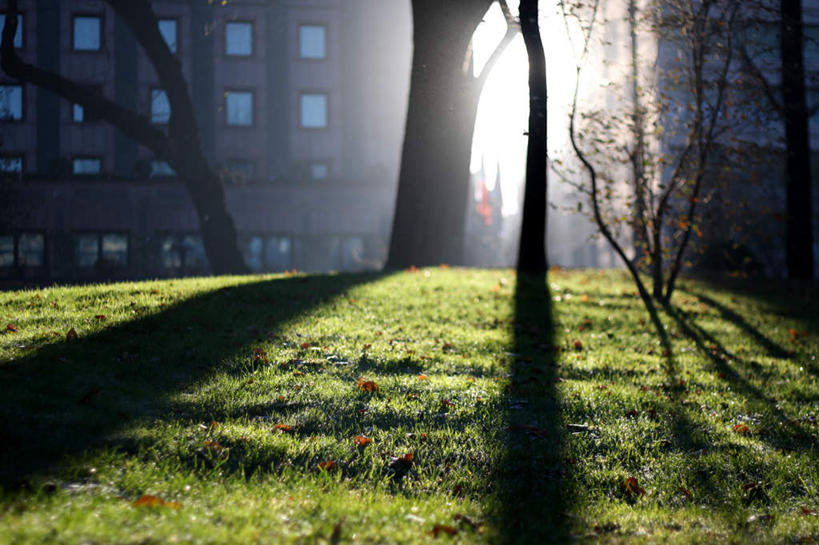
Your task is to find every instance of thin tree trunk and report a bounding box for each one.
[780,0,815,279]
[517,0,548,273]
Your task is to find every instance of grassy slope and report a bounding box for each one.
[0,269,816,544]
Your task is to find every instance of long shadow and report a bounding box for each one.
[494,273,567,543]
[0,272,383,488]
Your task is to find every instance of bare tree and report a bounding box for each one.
[386,0,519,269]
[1,0,248,275]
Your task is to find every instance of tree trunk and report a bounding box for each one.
[517,0,548,273]
[385,1,493,269]
[780,0,815,279]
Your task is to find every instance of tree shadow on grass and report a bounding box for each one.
[0,272,384,489]
[492,273,567,544]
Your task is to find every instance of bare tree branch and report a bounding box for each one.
[475,0,520,87]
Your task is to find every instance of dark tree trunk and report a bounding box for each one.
[1,0,247,275]
[517,0,548,274]
[780,0,815,279]
[386,1,494,269]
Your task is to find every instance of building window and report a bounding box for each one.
[158,18,178,53]
[72,157,102,175]
[265,236,291,270]
[0,156,23,173]
[300,93,328,128]
[309,162,329,180]
[150,160,175,178]
[0,233,44,268]
[74,233,128,267]
[0,84,23,121]
[225,90,253,126]
[151,89,171,124]
[73,103,84,122]
[73,15,102,51]
[0,13,24,49]
[299,25,326,59]
[160,234,207,270]
[225,21,252,56]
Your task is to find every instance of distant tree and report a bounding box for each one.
[517,0,548,274]
[386,0,518,269]
[0,0,248,275]
[563,0,747,308]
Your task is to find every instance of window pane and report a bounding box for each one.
[0,236,14,267]
[0,157,23,173]
[265,236,291,270]
[226,91,253,126]
[160,236,182,268]
[151,89,171,124]
[243,236,263,272]
[299,25,326,59]
[73,16,101,51]
[75,235,99,267]
[310,163,329,179]
[101,234,128,266]
[158,19,177,53]
[181,235,207,269]
[225,22,252,55]
[300,94,327,128]
[0,85,23,121]
[18,233,44,267]
[150,160,175,178]
[0,14,23,48]
[73,103,84,122]
[73,158,101,175]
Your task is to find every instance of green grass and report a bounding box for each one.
[0,268,816,544]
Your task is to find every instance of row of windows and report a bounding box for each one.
[0,233,365,272]
[1,84,330,129]
[0,13,327,60]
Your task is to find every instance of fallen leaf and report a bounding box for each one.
[733,423,751,434]
[680,487,693,499]
[273,423,293,433]
[573,339,583,350]
[621,476,646,497]
[417,374,429,381]
[132,494,181,509]
[301,342,311,349]
[354,435,372,446]
[94,314,106,321]
[318,461,337,470]
[429,524,458,537]
[357,378,379,392]
[5,323,18,332]
[801,507,819,516]
[66,328,78,341]
[203,440,224,453]
[441,399,455,407]
[293,371,305,377]
[209,420,220,430]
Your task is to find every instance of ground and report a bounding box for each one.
[0,268,816,544]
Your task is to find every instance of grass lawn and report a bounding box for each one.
[0,268,817,544]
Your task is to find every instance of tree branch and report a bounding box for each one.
[475,0,520,87]
[0,0,171,159]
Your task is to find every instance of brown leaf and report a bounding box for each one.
[209,420,220,430]
[132,494,181,509]
[441,399,455,407]
[573,339,583,350]
[318,460,337,470]
[356,378,379,392]
[801,507,819,516]
[417,374,429,381]
[94,314,106,321]
[621,476,646,497]
[273,423,293,433]
[203,440,224,454]
[301,342,311,349]
[733,423,751,434]
[429,524,458,537]
[353,435,372,447]
[66,328,79,341]
[5,323,18,332]
[680,487,693,499]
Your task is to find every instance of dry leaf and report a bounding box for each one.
[273,423,293,433]
[680,487,693,499]
[318,461,337,470]
[66,328,79,341]
[94,314,106,321]
[573,339,583,350]
[801,507,819,516]
[441,399,455,407]
[132,494,181,509]
[5,323,18,332]
[733,423,751,434]
[621,476,646,497]
[354,435,372,446]
[417,374,429,381]
[429,524,458,537]
[357,378,379,392]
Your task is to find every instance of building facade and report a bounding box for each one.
[0,0,412,282]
